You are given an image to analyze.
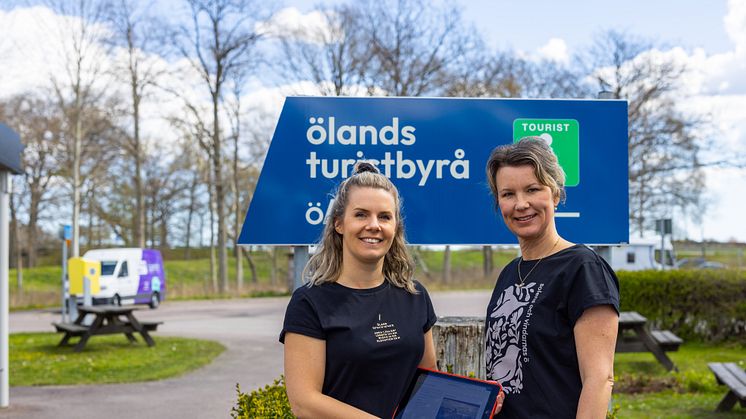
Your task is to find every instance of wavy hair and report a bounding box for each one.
[303,162,417,293]
[486,136,566,210]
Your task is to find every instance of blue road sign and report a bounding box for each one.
[239,97,628,245]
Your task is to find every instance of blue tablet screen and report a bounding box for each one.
[394,370,500,419]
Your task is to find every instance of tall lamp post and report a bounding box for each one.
[0,123,24,408]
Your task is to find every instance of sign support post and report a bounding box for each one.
[292,246,309,290]
[0,172,10,407]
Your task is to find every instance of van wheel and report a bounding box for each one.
[112,294,121,306]
[149,293,160,309]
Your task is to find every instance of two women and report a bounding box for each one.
[282,137,619,418]
[281,163,437,418]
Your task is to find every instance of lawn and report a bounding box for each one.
[612,342,746,418]
[10,332,225,386]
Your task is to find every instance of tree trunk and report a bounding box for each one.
[133,84,145,248]
[270,247,277,286]
[184,171,198,260]
[411,246,431,278]
[27,194,39,268]
[432,317,485,379]
[208,172,218,293]
[10,192,22,291]
[443,245,452,283]
[233,130,243,293]
[482,245,493,278]
[243,247,258,284]
[72,96,82,257]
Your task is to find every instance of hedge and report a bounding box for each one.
[617,269,746,342]
[232,377,294,418]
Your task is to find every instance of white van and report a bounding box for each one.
[593,236,676,271]
[82,248,166,308]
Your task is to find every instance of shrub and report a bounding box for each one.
[232,376,294,418]
[617,269,746,342]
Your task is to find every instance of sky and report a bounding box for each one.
[1,0,745,242]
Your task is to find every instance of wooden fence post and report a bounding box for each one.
[432,316,485,379]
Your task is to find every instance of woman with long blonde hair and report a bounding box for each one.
[281,162,437,418]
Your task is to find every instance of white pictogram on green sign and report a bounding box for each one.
[513,119,579,186]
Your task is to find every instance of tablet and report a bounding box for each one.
[393,368,504,419]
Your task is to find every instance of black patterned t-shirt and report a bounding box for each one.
[485,244,620,418]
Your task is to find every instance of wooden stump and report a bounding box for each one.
[432,316,484,379]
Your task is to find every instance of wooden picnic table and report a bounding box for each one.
[616,311,683,372]
[52,305,162,352]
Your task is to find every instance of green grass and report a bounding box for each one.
[10,332,225,386]
[612,392,745,418]
[612,342,746,417]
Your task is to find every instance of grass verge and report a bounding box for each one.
[10,332,225,386]
[612,342,746,417]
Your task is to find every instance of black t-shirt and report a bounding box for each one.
[280,280,437,418]
[484,244,620,419]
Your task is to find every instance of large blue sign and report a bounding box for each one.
[239,97,628,245]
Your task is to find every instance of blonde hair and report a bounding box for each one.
[303,162,417,293]
[486,136,566,209]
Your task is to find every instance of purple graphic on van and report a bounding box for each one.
[136,249,166,304]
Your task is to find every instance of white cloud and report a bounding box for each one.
[255,7,334,43]
[536,38,569,64]
[724,0,746,53]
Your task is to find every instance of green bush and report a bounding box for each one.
[232,376,294,418]
[618,269,746,342]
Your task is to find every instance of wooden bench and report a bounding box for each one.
[650,330,683,352]
[617,312,683,371]
[124,320,163,332]
[708,362,746,411]
[53,322,88,336]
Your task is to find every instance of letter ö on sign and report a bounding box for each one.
[306,118,326,145]
[305,202,324,225]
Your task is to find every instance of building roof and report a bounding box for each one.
[0,123,23,174]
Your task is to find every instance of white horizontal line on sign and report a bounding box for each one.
[555,212,580,218]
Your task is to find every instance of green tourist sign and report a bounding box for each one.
[513,118,579,186]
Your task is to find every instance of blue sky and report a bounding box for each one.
[1,0,745,242]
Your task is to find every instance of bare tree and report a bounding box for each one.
[43,0,111,257]
[1,95,64,267]
[583,31,708,234]
[107,0,167,248]
[360,0,471,96]
[172,0,267,293]
[273,4,368,96]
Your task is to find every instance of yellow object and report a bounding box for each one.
[68,257,101,295]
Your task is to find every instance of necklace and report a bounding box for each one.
[517,236,561,288]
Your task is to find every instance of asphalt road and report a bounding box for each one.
[1,289,491,418]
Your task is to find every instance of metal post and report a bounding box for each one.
[292,246,309,291]
[61,238,68,323]
[1,171,11,407]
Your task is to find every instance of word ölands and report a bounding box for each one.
[520,122,571,132]
[306,149,469,186]
[306,117,416,146]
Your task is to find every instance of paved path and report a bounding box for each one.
[1,290,491,418]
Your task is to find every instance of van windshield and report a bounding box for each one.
[101,261,118,276]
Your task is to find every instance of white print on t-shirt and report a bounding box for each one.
[372,314,401,343]
[486,282,544,394]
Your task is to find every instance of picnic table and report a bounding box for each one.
[616,311,683,371]
[52,305,162,352]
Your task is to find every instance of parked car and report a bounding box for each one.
[675,257,727,270]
